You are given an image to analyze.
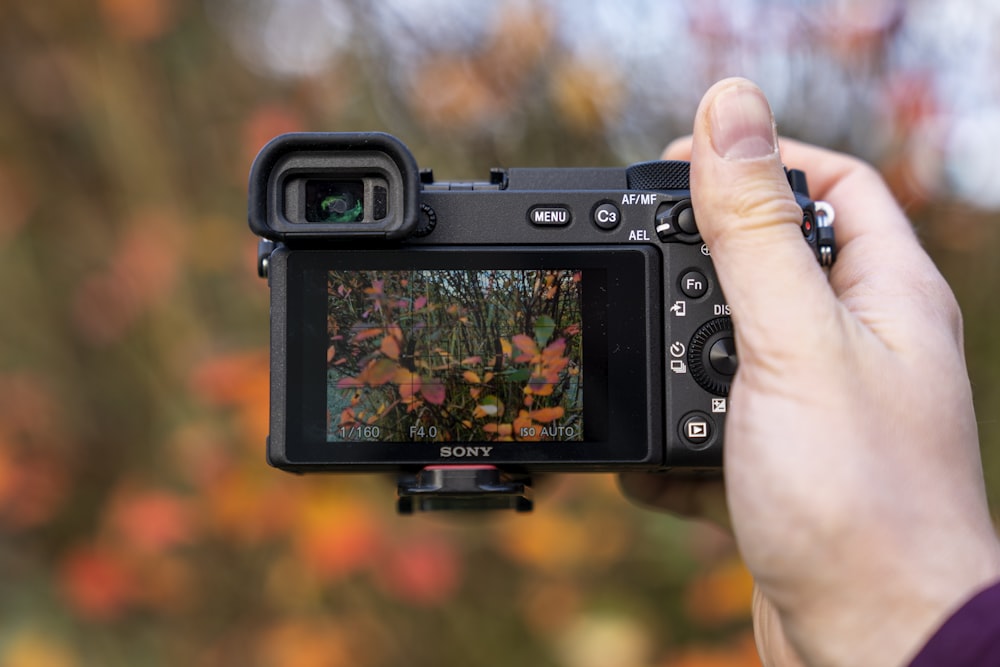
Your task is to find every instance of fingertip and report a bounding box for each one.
[696,78,778,162]
[618,472,730,529]
[618,472,666,507]
[661,135,693,161]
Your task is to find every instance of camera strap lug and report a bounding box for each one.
[814,201,836,267]
[257,239,277,278]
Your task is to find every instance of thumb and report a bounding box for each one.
[690,78,837,358]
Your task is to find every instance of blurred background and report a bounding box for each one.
[2,0,1000,665]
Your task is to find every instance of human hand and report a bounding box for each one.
[620,78,1000,666]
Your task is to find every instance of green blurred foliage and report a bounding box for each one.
[0,1,998,666]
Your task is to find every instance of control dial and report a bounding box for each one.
[688,317,736,396]
[625,160,691,190]
[412,203,437,237]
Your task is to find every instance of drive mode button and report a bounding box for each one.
[528,206,572,227]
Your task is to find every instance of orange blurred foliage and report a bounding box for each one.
[373,536,463,607]
[291,487,384,582]
[189,349,271,446]
[879,72,942,213]
[191,349,270,407]
[130,552,195,614]
[61,485,199,619]
[57,542,141,621]
[201,465,297,544]
[410,58,502,131]
[0,374,68,531]
[0,629,78,667]
[257,619,357,667]
[0,163,35,246]
[0,373,64,443]
[243,105,305,174]
[72,211,183,344]
[166,421,237,491]
[406,5,553,129]
[519,579,583,636]
[0,443,67,532]
[661,632,761,667]
[105,484,196,554]
[98,0,176,43]
[494,503,631,573]
[683,558,755,627]
[549,58,623,134]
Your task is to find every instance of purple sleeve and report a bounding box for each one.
[908,580,1000,667]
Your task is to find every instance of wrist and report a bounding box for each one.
[776,536,1000,667]
[908,579,1000,666]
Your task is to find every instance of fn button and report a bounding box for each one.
[679,270,708,298]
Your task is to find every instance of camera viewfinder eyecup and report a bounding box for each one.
[248,132,420,243]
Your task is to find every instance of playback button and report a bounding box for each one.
[679,412,716,450]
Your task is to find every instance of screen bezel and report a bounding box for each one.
[271,246,662,469]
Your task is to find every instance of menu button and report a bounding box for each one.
[529,206,572,226]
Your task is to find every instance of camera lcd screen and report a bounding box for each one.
[326,268,586,443]
[275,246,661,468]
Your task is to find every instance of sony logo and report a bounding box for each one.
[439,446,493,458]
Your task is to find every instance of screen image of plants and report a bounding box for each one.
[327,269,584,442]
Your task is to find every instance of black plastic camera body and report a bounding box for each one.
[249,132,835,512]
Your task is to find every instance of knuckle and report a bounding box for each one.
[846,157,883,186]
[938,286,963,333]
[700,171,801,232]
[903,262,963,337]
[932,281,964,344]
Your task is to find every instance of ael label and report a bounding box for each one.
[620,193,655,241]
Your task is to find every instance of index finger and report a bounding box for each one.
[663,134,961,348]
[666,135,909,240]
[773,141,959,346]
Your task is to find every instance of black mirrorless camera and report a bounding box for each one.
[249,132,835,513]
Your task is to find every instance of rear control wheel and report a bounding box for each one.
[688,317,736,396]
